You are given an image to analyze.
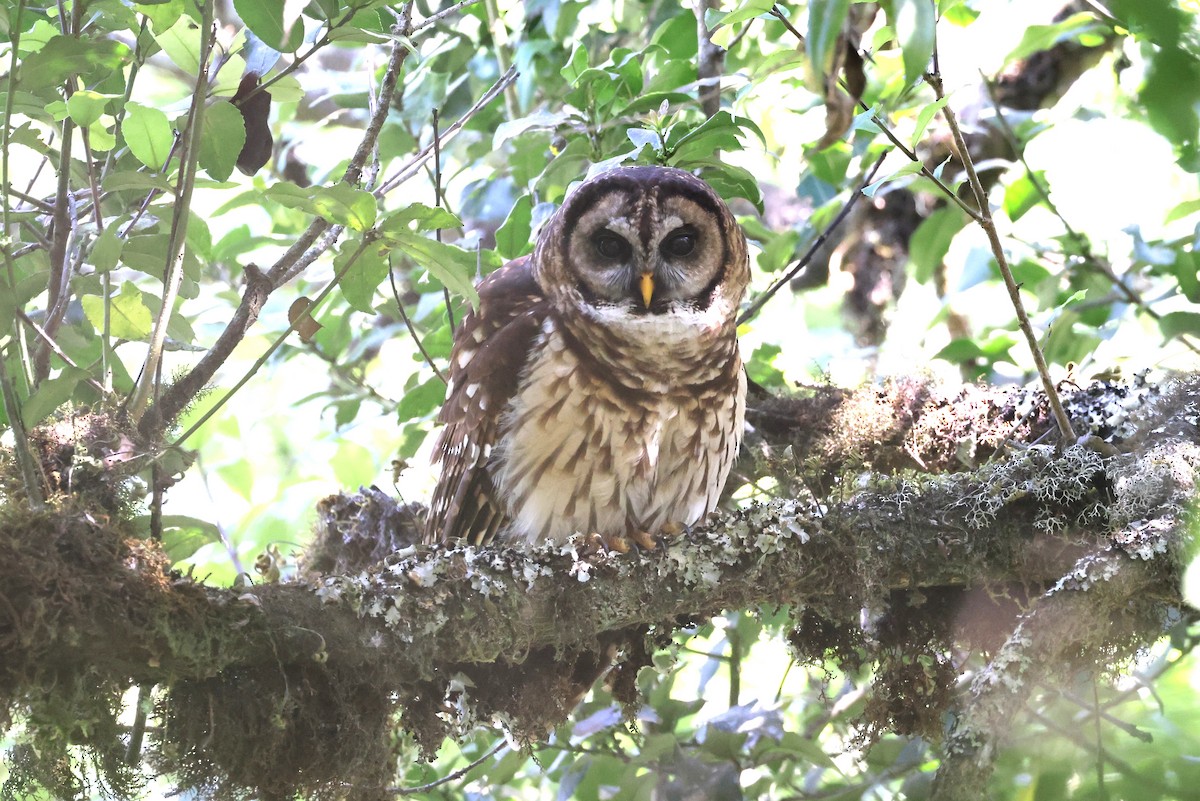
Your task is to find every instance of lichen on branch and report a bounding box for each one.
[0,375,1196,800]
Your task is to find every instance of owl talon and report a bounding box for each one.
[601,532,631,554]
[660,521,685,538]
[630,529,658,551]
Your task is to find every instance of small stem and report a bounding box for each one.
[172,237,376,448]
[738,151,886,326]
[376,65,518,196]
[927,70,1075,443]
[36,119,76,383]
[15,311,108,395]
[980,73,1200,358]
[129,1,216,422]
[392,740,505,795]
[431,108,456,335]
[388,269,447,384]
[0,347,44,509]
[769,4,983,224]
[481,0,519,119]
[412,0,482,32]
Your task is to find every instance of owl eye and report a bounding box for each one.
[593,231,632,261]
[661,228,697,258]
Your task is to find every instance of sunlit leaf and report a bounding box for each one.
[123,102,175,170]
[151,14,203,73]
[387,233,480,306]
[313,184,377,232]
[1003,171,1044,222]
[714,0,774,30]
[337,246,389,313]
[65,90,113,127]
[80,281,153,341]
[892,0,936,87]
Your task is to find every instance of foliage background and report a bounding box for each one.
[1,0,1199,797]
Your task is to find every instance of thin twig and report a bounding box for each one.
[737,151,886,326]
[172,237,377,447]
[252,6,363,99]
[388,269,447,384]
[392,740,505,795]
[980,73,1200,358]
[128,0,216,423]
[481,0,519,119]
[3,186,54,213]
[15,311,108,395]
[411,0,482,32]
[140,6,418,438]
[769,5,984,224]
[927,69,1076,443]
[0,346,44,509]
[376,65,518,196]
[35,122,76,383]
[431,108,456,335]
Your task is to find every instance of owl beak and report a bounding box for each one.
[639,272,655,307]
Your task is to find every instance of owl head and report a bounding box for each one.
[532,166,749,325]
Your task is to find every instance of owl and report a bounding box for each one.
[425,165,749,549]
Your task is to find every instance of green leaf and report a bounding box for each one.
[338,244,390,313]
[909,206,968,283]
[123,102,175,170]
[151,14,203,73]
[910,96,949,147]
[1005,12,1104,64]
[233,0,305,52]
[893,0,936,86]
[101,171,176,194]
[18,35,130,89]
[1159,311,1200,340]
[90,225,124,272]
[1003,171,1044,222]
[313,184,377,232]
[746,343,787,388]
[22,366,89,428]
[198,100,246,181]
[66,90,113,127]
[395,374,448,423]
[155,515,222,561]
[1172,251,1200,302]
[387,233,481,306]
[1165,197,1200,224]
[495,195,533,260]
[381,203,462,232]
[863,160,924,197]
[714,0,774,30]
[266,183,378,231]
[80,281,154,341]
[807,0,851,75]
[135,0,185,32]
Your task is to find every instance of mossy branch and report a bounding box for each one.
[2,376,1196,799]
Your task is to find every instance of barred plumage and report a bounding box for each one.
[425,166,749,547]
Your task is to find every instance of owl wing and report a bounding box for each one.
[425,256,549,546]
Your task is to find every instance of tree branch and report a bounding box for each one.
[4,375,1196,798]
